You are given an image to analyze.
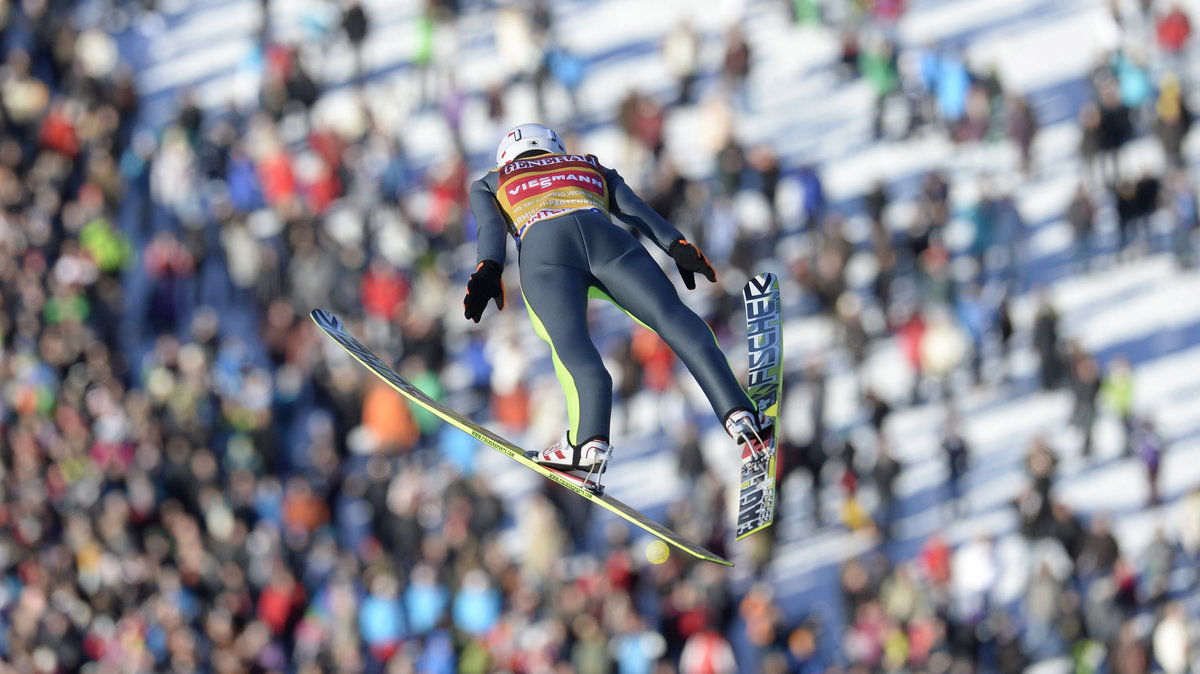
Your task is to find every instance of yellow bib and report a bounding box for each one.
[495,154,611,238]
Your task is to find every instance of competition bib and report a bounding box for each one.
[495,154,611,237]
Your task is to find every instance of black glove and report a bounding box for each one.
[669,239,717,290]
[464,260,505,322]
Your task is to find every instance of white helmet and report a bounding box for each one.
[495,123,565,167]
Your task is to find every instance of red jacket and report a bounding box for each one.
[1157,9,1192,52]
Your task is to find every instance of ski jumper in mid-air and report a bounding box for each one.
[463,123,771,485]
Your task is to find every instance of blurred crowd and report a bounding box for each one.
[1,0,1199,672]
[834,471,1200,674]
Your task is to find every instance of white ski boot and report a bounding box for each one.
[725,408,773,462]
[527,431,612,493]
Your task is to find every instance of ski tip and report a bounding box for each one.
[743,272,779,296]
[310,308,343,332]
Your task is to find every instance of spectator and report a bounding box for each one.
[404,564,449,635]
[1115,178,1141,254]
[341,0,370,82]
[793,360,830,526]
[680,626,738,674]
[1155,2,1193,85]
[1079,101,1105,185]
[1133,169,1163,253]
[1097,80,1133,184]
[1067,183,1098,271]
[1141,528,1174,607]
[1101,354,1136,456]
[1133,417,1164,505]
[864,179,890,226]
[996,288,1015,367]
[412,3,439,106]
[1017,437,1059,538]
[934,49,970,125]
[452,570,501,636]
[1179,488,1200,582]
[956,82,991,143]
[1033,292,1063,390]
[360,573,406,663]
[722,25,752,110]
[1108,620,1149,673]
[1111,49,1154,126]
[941,407,969,512]
[361,257,409,327]
[872,440,902,537]
[1077,514,1120,578]
[663,20,701,106]
[543,41,586,119]
[1068,349,1101,458]
[896,306,927,403]
[861,35,900,139]
[1151,602,1190,674]
[864,387,892,436]
[794,163,826,232]
[954,282,992,384]
[838,28,861,79]
[1153,73,1192,168]
[1007,94,1038,175]
[1166,169,1199,267]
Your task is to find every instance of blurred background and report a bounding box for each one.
[2,0,1200,671]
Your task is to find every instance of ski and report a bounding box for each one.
[310,309,732,566]
[736,273,783,540]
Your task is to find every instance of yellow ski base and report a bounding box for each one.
[311,309,732,566]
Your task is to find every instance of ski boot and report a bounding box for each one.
[527,431,612,494]
[724,408,773,465]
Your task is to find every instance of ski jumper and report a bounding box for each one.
[469,152,754,445]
